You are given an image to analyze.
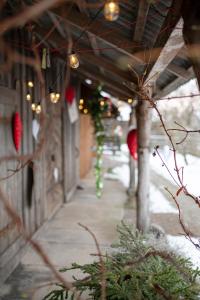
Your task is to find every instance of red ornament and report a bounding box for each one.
[12,112,23,152]
[65,86,75,105]
[127,129,138,160]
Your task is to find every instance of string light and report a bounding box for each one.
[79,99,84,105]
[26,92,31,101]
[128,98,133,104]
[69,52,79,69]
[49,91,60,103]
[83,108,88,114]
[27,81,34,88]
[100,100,105,106]
[35,103,42,114]
[104,0,120,21]
[79,104,83,110]
[31,103,36,111]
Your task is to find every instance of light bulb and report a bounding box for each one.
[79,99,84,105]
[100,100,105,106]
[83,108,88,114]
[55,93,60,101]
[69,53,79,69]
[104,1,120,21]
[128,98,133,104]
[31,103,36,111]
[35,104,42,114]
[28,81,34,88]
[79,105,83,110]
[26,92,31,101]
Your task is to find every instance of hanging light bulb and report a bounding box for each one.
[49,88,60,104]
[79,99,84,105]
[128,98,133,104]
[50,91,56,102]
[100,100,105,106]
[104,0,120,21]
[31,103,36,111]
[79,104,83,110]
[27,81,34,88]
[55,93,60,101]
[35,103,42,114]
[83,108,88,114]
[69,52,79,69]
[26,92,31,101]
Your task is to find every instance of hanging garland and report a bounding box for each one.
[79,87,113,198]
[88,87,108,198]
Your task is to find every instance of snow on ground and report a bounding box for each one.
[151,146,200,196]
[104,145,178,214]
[104,145,200,268]
[150,185,178,214]
[167,235,200,268]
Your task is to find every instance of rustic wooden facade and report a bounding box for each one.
[0,0,200,284]
[0,29,87,282]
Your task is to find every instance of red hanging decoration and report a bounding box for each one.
[65,86,75,105]
[12,112,23,152]
[127,129,138,160]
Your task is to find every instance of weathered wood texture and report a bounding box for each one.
[181,0,200,89]
[79,114,94,179]
[0,30,80,282]
[136,89,152,233]
[63,77,80,202]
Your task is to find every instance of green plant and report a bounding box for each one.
[43,223,200,300]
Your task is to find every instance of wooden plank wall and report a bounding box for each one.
[79,114,94,178]
[0,29,80,283]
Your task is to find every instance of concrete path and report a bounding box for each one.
[0,165,127,300]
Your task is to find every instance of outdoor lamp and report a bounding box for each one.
[104,0,120,21]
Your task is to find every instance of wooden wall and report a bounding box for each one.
[0,30,80,283]
[79,114,94,179]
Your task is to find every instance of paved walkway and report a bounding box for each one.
[0,161,127,300]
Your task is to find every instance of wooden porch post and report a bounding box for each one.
[136,88,152,233]
[182,0,200,89]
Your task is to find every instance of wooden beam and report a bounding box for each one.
[51,6,143,65]
[75,66,133,99]
[155,67,194,99]
[182,0,200,89]
[133,0,150,43]
[145,19,184,85]
[167,63,190,80]
[80,53,134,84]
[36,26,136,86]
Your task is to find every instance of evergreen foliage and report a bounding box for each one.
[43,223,200,300]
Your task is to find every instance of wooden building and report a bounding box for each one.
[0,0,200,283]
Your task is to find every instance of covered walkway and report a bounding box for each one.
[0,154,127,300]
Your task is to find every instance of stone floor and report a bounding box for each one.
[0,162,127,300]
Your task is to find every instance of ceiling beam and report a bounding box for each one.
[181,0,200,89]
[80,52,134,84]
[87,32,105,75]
[51,6,143,65]
[167,63,190,80]
[36,26,136,87]
[133,0,150,43]
[75,66,133,99]
[145,19,184,85]
[155,67,194,99]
